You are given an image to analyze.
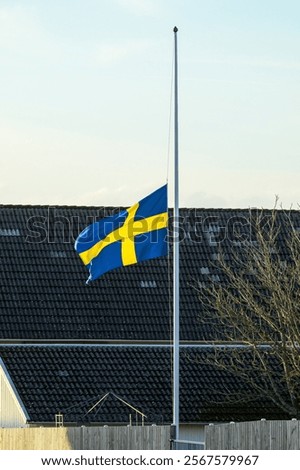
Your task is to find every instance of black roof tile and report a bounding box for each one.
[0,345,289,424]
[0,205,299,341]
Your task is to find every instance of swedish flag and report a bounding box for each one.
[75,185,168,283]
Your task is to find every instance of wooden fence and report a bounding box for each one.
[0,425,171,450]
[205,420,300,450]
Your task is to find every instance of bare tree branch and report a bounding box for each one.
[193,206,300,417]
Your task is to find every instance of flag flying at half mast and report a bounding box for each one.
[75,185,168,283]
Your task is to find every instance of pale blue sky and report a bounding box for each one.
[0,0,299,208]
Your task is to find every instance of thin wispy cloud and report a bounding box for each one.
[0,4,69,64]
[0,5,39,49]
[92,40,152,66]
[195,55,300,71]
[115,0,159,16]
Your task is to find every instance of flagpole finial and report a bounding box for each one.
[173,26,178,33]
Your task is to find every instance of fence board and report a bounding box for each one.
[0,425,170,450]
[287,420,298,450]
[205,420,300,450]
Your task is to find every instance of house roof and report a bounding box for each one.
[1,204,299,341]
[0,204,298,425]
[0,345,290,424]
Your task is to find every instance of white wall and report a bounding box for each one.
[0,360,28,428]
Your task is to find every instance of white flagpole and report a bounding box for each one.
[172,25,180,443]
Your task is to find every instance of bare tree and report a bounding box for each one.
[194,206,300,417]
